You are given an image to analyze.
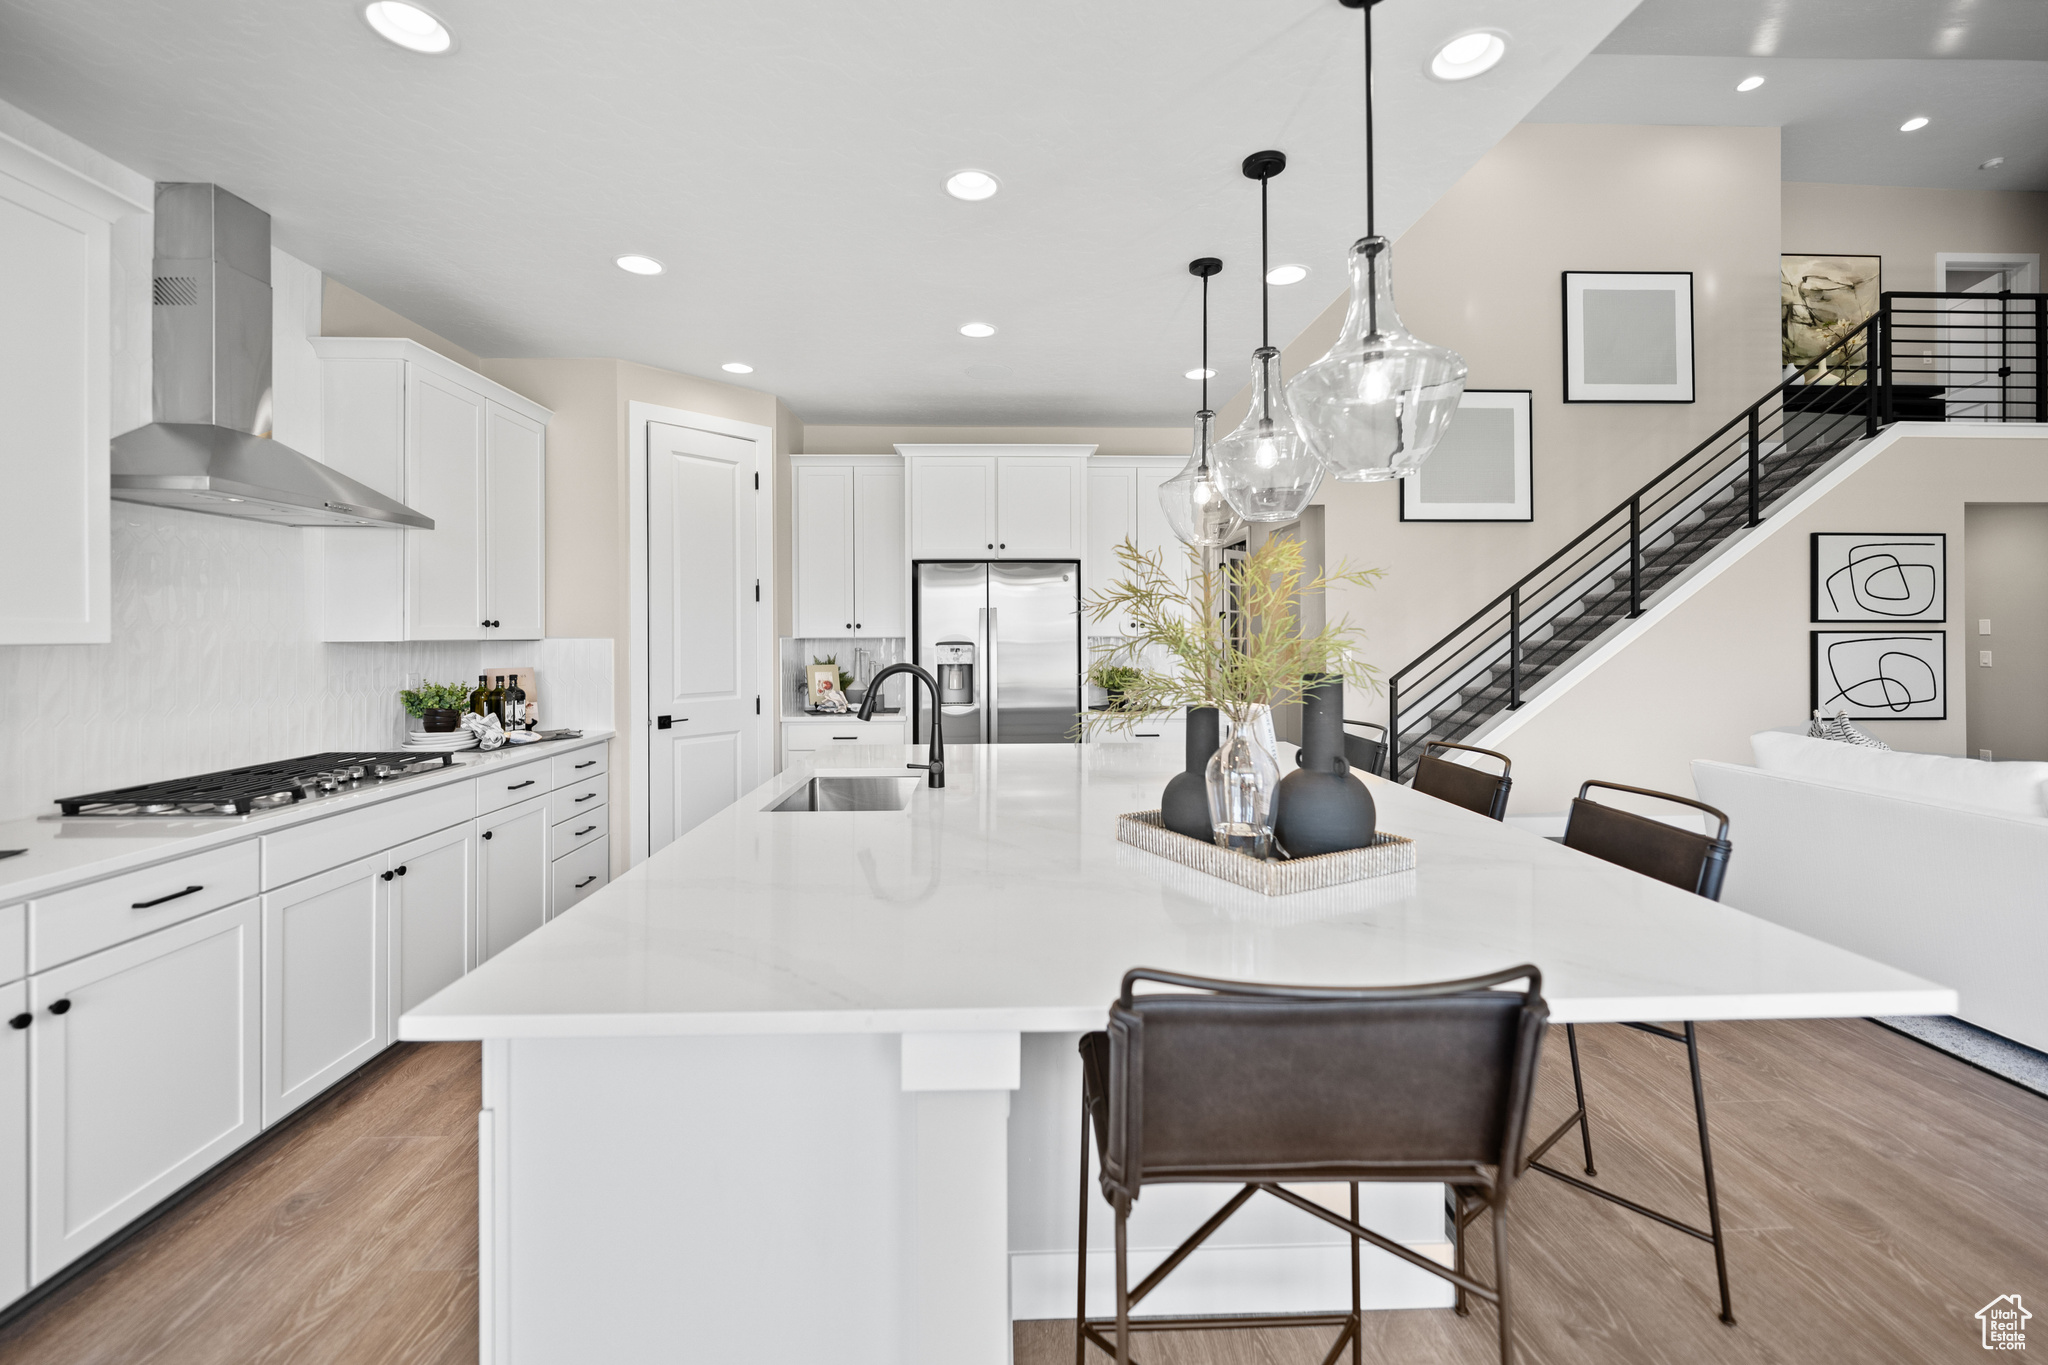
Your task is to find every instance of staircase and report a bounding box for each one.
[1383,290,2046,781]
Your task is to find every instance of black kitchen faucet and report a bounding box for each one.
[860,663,945,789]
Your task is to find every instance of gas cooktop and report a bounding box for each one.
[54,751,457,818]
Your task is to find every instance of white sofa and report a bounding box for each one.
[1692,732,2048,1052]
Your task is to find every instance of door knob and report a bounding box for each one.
[481,830,493,840]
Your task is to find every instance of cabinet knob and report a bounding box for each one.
[48,999,71,1016]
[854,623,862,629]
[7,1014,28,1030]
[397,865,408,876]
[986,543,993,549]
[481,830,493,840]
[381,870,395,882]
[998,543,1006,550]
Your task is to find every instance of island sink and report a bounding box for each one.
[767,775,918,812]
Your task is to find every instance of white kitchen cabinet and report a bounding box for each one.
[309,337,551,642]
[780,716,909,770]
[793,457,907,638]
[0,980,25,1305]
[261,855,388,1126]
[389,823,476,1034]
[478,796,550,961]
[1084,456,1186,640]
[551,838,609,916]
[30,899,261,1282]
[901,445,1091,562]
[0,141,135,645]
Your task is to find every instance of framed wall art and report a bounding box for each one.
[1562,271,1695,403]
[1400,389,1533,522]
[1782,254,1880,384]
[1811,532,1945,623]
[1811,629,1946,720]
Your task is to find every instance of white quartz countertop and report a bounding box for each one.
[0,731,614,904]
[400,742,1955,1039]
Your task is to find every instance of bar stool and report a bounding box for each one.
[1075,965,1549,1365]
[1340,719,1387,777]
[1413,741,1513,820]
[1525,780,1737,1325]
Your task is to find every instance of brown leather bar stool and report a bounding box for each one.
[1526,780,1737,1326]
[1340,719,1387,777]
[1075,965,1549,1365]
[1412,740,1513,820]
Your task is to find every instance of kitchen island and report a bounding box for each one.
[401,742,1954,1365]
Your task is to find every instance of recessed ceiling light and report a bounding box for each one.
[1900,116,1930,132]
[722,363,754,374]
[615,255,664,275]
[945,170,1001,202]
[1266,264,1309,286]
[1430,32,1505,81]
[1185,368,1216,380]
[959,322,996,338]
[362,1,453,54]
[1980,156,2006,170]
[1735,75,1765,93]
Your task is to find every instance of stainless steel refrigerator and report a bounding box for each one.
[913,561,1081,745]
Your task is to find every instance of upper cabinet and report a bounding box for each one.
[0,139,144,644]
[900,445,1091,562]
[1086,457,1186,634]
[791,456,905,638]
[309,338,550,642]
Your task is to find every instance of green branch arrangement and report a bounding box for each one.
[1081,535,1383,736]
[399,681,473,717]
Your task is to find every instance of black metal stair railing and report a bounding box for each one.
[1382,291,2044,783]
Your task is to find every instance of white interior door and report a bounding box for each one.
[648,420,762,854]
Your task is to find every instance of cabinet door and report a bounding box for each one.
[996,457,1083,558]
[262,856,388,1126]
[1086,467,1137,634]
[908,458,996,559]
[404,367,487,640]
[0,167,109,645]
[0,980,24,1305]
[478,797,549,963]
[852,464,907,637]
[483,401,546,640]
[793,465,855,636]
[389,824,476,1037]
[31,900,260,1282]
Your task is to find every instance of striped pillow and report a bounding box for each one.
[1808,708,1891,751]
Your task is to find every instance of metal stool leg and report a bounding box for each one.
[1493,1198,1515,1365]
[1349,1183,1362,1365]
[1114,1196,1132,1365]
[1565,1023,1597,1176]
[1075,1103,1091,1364]
[1684,1022,1737,1326]
[1449,1187,1470,1317]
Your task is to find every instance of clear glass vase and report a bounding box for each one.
[1206,705,1281,858]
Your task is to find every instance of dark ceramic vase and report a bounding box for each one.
[1161,706,1220,841]
[1272,675,1376,858]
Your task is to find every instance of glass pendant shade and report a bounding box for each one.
[1213,347,1326,522]
[1287,235,1468,482]
[1158,411,1246,548]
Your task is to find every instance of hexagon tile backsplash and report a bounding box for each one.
[0,503,611,825]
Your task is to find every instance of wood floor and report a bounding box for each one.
[0,1020,2041,1364]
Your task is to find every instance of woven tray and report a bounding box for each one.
[1116,810,1415,896]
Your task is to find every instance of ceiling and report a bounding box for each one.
[1529,0,2048,192]
[0,0,1638,426]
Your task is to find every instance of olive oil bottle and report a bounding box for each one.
[470,674,490,716]
[504,674,528,729]
[488,675,507,724]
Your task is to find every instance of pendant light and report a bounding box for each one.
[1287,0,1467,482]
[1159,258,1248,548]
[1211,150,1326,523]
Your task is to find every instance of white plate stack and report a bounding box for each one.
[403,728,480,752]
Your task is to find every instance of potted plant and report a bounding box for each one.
[1088,662,1144,707]
[1084,536,1381,857]
[400,680,474,733]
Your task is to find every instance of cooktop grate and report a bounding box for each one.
[56,751,456,817]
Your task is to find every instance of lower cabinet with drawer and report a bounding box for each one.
[781,717,909,770]
[29,900,261,1281]
[478,795,549,962]
[262,857,388,1127]
[552,838,609,915]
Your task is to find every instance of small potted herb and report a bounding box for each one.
[400,681,474,732]
[1089,662,1144,707]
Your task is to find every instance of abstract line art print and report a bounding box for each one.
[1811,532,1945,623]
[1811,630,1946,720]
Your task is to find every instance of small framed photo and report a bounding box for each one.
[1811,630,1946,720]
[1400,389,1533,522]
[1811,533,1945,623]
[805,663,841,707]
[1563,271,1694,403]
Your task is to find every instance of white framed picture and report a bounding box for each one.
[1562,271,1695,403]
[1400,389,1533,522]
[1811,630,1946,720]
[1810,532,1945,623]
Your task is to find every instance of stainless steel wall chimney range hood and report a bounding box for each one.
[110,183,433,530]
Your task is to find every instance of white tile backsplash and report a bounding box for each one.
[779,637,905,715]
[0,502,611,824]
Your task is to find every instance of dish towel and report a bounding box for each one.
[463,712,511,750]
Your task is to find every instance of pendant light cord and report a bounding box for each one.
[1363,0,1376,238]
[1259,174,1271,349]
[1201,272,1210,412]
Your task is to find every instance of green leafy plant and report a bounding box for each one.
[1090,663,1144,695]
[812,654,856,693]
[1082,535,1382,736]
[399,681,473,717]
